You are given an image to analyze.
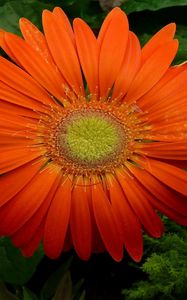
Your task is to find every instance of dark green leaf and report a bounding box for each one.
[23,288,39,300]
[0,0,55,34]
[0,237,44,285]
[121,0,187,14]
[41,256,73,300]
[175,25,187,64]
[0,0,103,35]
[72,279,84,300]
[0,282,20,300]
[52,272,72,300]
[78,290,86,300]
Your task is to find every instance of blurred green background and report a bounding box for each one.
[0,0,187,299]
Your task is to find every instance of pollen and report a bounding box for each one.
[57,109,125,166]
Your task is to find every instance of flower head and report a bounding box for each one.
[0,7,186,262]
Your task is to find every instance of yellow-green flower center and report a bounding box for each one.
[58,109,125,167]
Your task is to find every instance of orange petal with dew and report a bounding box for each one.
[20,18,54,65]
[0,57,54,106]
[5,33,66,100]
[0,81,51,114]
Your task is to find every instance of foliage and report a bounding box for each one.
[0,238,43,285]
[121,0,187,14]
[122,222,187,300]
[40,257,73,300]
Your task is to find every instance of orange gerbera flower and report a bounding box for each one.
[0,7,186,262]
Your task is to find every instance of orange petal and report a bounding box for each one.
[112,31,141,99]
[11,175,61,248]
[0,147,44,174]
[70,178,92,260]
[150,122,187,137]
[20,18,54,65]
[159,159,187,169]
[141,23,176,64]
[20,220,45,257]
[0,29,20,65]
[52,7,74,43]
[42,10,84,96]
[0,114,37,144]
[0,100,38,119]
[0,81,49,114]
[5,33,66,100]
[98,9,129,97]
[0,133,32,146]
[86,184,105,253]
[0,57,54,106]
[63,226,73,252]
[0,159,44,207]
[145,98,187,124]
[135,156,187,196]
[125,40,178,103]
[107,175,143,262]
[0,129,35,142]
[116,169,164,238]
[44,177,72,259]
[136,141,187,160]
[139,65,187,110]
[0,112,37,142]
[97,7,123,47]
[91,181,123,262]
[0,165,59,235]
[146,197,187,226]
[73,18,98,96]
[126,162,187,218]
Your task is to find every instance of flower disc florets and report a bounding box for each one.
[42,99,143,176]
